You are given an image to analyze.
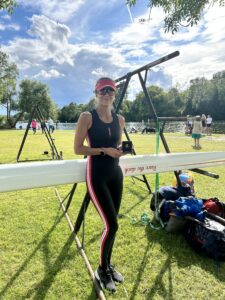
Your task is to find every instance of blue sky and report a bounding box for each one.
[1,0,225,114]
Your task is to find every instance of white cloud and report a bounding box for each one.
[202,5,225,43]
[19,0,85,22]
[17,59,41,70]
[156,6,225,89]
[91,67,107,77]
[110,6,164,47]
[111,21,156,46]
[3,1,225,106]
[33,69,65,79]
[4,15,79,68]
[124,49,148,59]
[0,22,20,31]
[160,22,203,42]
[1,15,11,20]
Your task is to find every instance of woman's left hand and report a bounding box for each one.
[103,147,124,158]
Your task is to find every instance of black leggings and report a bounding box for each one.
[86,156,123,270]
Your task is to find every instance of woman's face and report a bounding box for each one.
[95,87,116,108]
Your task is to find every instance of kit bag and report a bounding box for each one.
[150,186,193,232]
[184,216,225,261]
[150,185,193,213]
[203,198,225,218]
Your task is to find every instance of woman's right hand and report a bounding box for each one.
[103,147,123,158]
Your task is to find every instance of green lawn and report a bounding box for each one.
[0,129,225,299]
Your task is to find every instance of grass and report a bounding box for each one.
[0,129,225,299]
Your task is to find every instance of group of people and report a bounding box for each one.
[31,118,55,134]
[186,114,213,149]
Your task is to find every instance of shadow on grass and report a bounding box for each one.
[0,209,98,300]
[129,223,225,300]
[145,256,173,300]
[121,185,150,216]
[129,239,153,300]
[24,233,76,300]
[0,210,100,300]
[0,212,65,299]
[148,224,225,278]
[87,284,100,300]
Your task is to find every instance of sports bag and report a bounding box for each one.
[203,198,225,218]
[150,186,194,232]
[150,185,193,213]
[184,216,225,261]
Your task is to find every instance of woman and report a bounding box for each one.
[201,114,206,133]
[74,77,125,292]
[31,119,37,134]
[206,114,213,135]
[192,115,202,149]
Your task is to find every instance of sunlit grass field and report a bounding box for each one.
[0,129,225,300]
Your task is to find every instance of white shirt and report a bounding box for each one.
[48,118,54,126]
[206,117,212,125]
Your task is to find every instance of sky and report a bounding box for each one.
[1,0,225,114]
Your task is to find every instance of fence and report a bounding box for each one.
[15,121,225,133]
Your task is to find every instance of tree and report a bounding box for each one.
[0,0,17,13]
[58,102,85,122]
[127,0,225,33]
[0,49,18,125]
[127,85,170,121]
[18,79,58,120]
[83,98,95,112]
[167,87,184,115]
[119,100,133,121]
[211,72,225,119]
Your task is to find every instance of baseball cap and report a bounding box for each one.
[95,78,116,91]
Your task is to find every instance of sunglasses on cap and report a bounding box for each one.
[97,87,115,96]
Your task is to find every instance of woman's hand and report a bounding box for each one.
[103,147,123,158]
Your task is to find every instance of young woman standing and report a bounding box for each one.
[74,77,125,292]
[192,115,202,149]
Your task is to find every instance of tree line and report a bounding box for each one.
[1,48,225,128]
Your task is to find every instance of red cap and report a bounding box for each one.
[95,78,116,91]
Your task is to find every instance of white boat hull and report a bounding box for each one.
[0,152,225,193]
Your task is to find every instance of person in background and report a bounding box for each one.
[201,114,207,134]
[48,117,55,133]
[74,77,125,293]
[206,114,213,135]
[31,119,37,134]
[186,115,193,135]
[192,115,202,149]
[41,120,46,134]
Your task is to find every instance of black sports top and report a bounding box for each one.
[87,109,120,158]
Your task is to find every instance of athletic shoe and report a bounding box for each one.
[95,266,116,293]
[109,264,124,283]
